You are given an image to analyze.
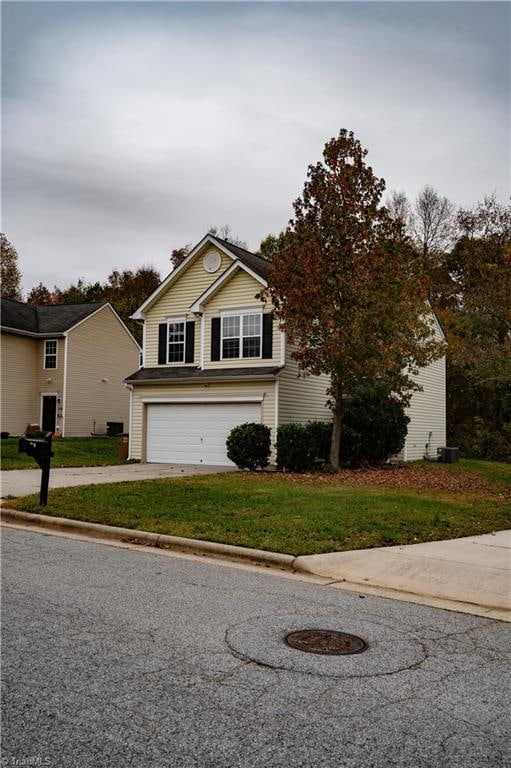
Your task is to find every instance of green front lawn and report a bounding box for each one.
[1,436,122,470]
[13,460,511,555]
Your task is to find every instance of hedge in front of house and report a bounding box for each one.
[275,423,317,473]
[341,393,409,466]
[276,394,409,472]
[226,423,272,470]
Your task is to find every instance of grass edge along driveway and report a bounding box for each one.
[12,460,511,556]
[1,436,122,471]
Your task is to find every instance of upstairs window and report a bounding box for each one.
[167,318,185,363]
[221,312,261,360]
[44,339,58,369]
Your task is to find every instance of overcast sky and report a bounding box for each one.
[2,1,509,294]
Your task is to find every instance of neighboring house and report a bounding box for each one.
[0,300,140,436]
[126,233,446,466]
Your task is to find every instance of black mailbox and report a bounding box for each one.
[19,431,54,505]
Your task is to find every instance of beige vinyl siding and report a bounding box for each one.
[65,306,140,436]
[144,246,232,368]
[397,317,446,461]
[402,354,446,461]
[0,332,39,434]
[36,337,66,432]
[203,269,281,369]
[130,380,276,461]
[278,341,331,425]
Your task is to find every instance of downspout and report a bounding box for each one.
[62,332,68,437]
[198,312,205,369]
[125,383,134,460]
[141,320,146,368]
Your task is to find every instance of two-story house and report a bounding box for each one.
[0,300,140,436]
[126,233,446,465]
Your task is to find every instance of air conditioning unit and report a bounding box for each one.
[437,447,460,463]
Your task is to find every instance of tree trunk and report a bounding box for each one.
[329,395,343,470]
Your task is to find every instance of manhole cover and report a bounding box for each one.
[284,629,368,655]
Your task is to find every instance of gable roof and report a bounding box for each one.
[0,299,106,336]
[131,233,271,319]
[189,260,266,313]
[208,235,271,280]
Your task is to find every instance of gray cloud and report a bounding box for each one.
[2,2,509,293]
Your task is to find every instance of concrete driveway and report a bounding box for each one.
[0,463,234,498]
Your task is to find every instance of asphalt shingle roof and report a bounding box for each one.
[125,366,281,384]
[0,299,105,335]
[209,235,271,280]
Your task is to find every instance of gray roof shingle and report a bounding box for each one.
[125,366,281,384]
[209,235,271,280]
[0,299,105,335]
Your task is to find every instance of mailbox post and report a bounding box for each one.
[18,431,54,506]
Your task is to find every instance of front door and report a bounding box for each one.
[41,396,57,433]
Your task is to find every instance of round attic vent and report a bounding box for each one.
[203,250,222,273]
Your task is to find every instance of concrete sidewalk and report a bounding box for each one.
[295,530,511,614]
[0,463,234,498]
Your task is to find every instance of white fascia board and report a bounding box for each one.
[189,261,267,313]
[425,300,446,342]
[66,303,141,350]
[64,303,107,333]
[104,303,141,350]
[189,262,239,312]
[0,326,64,339]
[432,313,446,342]
[131,234,238,320]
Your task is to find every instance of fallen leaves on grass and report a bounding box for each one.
[242,465,509,498]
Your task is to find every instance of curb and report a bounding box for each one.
[0,507,295,571]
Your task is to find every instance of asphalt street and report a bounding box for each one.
[2,527,510,768]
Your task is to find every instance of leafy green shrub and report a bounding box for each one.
[341,393,409,466]
[306,421,333,464]
[488,423,511,462]
[226,423,271,470]
[460,418,511,462]
[277,395,408,472]
[276,423,316,472]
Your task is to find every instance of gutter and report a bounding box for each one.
[0,327,65,339]
[125,369,284,386]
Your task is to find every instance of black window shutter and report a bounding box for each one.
[262,313,273,359]
[211,317,221,361]
[158,323,167,364]
[185,321,195,363]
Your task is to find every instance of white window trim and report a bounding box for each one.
[220,309,262,361]
[166,316,186,365]
[43,339,58,370]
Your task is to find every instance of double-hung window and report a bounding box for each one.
[167,318,186,363]
[221,312,261,360]
[44,339,58,369]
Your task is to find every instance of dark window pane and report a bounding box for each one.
[242,337,260,358]
[222,338,240,359]
[168,342,184,362]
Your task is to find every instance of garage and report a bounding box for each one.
[145,401,262,465]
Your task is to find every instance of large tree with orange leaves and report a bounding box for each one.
[266,130,444,467]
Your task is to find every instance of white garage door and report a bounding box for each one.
[146,402,262,466]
